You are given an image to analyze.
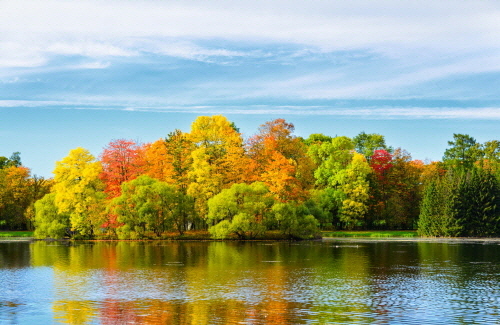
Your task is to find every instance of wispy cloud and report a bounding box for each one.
[2,99,499,120]
[1,0,500,115]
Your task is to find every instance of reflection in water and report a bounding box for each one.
[1,240,500,324]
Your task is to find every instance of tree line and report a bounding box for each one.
[1,115,499,238]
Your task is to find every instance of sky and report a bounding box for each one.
[1,0,499,178]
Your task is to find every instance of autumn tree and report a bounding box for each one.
[0,166,31,229]
[144,130,194,190]
[53,147,106,238]
[187,115,250,220]
[24,175,53,230]
[368,149,423,229]
[479,140,500,178]
[100,139,146,198]
[247,119,315,202]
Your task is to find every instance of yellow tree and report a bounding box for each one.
[0,166,31,229]
[338,152,372,228]
[187,115,249,219]
[53,147,106,237]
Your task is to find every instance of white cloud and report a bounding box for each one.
[2,0,500,57]
[1,99,499,120]
[2,0,500,106]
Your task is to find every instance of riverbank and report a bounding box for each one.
[322,230,417,238]
[7,229,500,243]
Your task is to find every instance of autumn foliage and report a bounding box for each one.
[1,115,496,239]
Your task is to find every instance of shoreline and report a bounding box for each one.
[321,237,500,243]
[4,236,500,244]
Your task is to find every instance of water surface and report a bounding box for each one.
[1,240,500,324]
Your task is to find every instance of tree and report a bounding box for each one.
[353,132,390,161]
[418,168,500,237]
[0,166,31,229]
[100,139,146,198]
[24,175,53,230]
[144,130,194,190]
[479,140,500,178]
[0,152,22,169]
[207,182,273,239]
[368,149,423,229]
[443,134,483,171]
[111,176,195,238]
[33,193,70,239]
[53,147,106,238]
[270,202,319,239]
[187,115,249,220]
[308,136,372,228]
[336,153,372,228]
[304,133,333,146]
[247,119,315,202]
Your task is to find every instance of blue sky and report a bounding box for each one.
[1,0,499,177]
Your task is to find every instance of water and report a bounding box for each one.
[1,240,500,324]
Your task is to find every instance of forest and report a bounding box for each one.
[1,115,499,239]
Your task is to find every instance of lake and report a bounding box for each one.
[1,239,500,324]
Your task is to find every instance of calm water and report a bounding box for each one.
[1,239,500,324]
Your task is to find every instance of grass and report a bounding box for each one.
[321,230,418,238]
[0,231,34,237]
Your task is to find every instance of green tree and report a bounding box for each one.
[207,182,273,239]
[308,137,372,229]
[33,193,70,239]
[443,134,483,171]
[270,202,319,239]
[353,132,391,161]
[418,168,500,237]
[0,152,22,169]
[111,175,194,238]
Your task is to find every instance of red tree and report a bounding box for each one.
[370,149,393,180]
[99,139,146,198]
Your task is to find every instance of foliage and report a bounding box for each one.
[100,139,146,198]
[418,168,500,237]
[353,132,391,161]
[110,175,195,238]
[33,193,70,239]
[0,152,22,169]
[443,133,483,171]
[4,115,494,239]
[53,147,106,238]
[367,149,422,229]
[187,115,249,220]
[247,119,314,202]
[0,166,31,229]
[270,202,319,239]
[309,137,371,229]
[207,182,273,239]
